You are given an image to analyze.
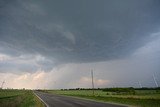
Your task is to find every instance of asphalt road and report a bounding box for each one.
[34,91,128,107]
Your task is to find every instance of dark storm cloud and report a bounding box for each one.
[0,0,160,64]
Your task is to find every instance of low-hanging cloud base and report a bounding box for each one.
[0,0,160,89]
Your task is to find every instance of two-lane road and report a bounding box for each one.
[34,91,128,107]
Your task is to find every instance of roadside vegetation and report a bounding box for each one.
[0,89,44,107]
[41,87,160,107]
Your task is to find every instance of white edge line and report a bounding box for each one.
[33,91,49,107]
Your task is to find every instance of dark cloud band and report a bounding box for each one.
[0,0,160,72]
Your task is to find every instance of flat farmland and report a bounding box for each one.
[45,89,160,107]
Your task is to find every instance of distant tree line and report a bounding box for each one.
[135,87,160,90]
[60,87,160,91]
[60,87,160,94]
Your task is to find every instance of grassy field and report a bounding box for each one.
[0,89,44,107]
[45,89,160,107]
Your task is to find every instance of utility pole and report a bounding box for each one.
[1,81,5,89]
[138,81,142,88]
[153,74,158,87]
[91,69,95,96]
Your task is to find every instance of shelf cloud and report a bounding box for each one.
[0,0,160,88]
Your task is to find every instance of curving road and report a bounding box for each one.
[34,91,128,107]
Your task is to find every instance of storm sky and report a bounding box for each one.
[0,0,160,89]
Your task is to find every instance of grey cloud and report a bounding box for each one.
[0,61,37,73]
[0,54,54,73]
[0,0,160,72]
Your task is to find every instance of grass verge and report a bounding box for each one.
[0,89,45,107]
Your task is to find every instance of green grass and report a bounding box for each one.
[45,89,160,107]
[0,89,45,107]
